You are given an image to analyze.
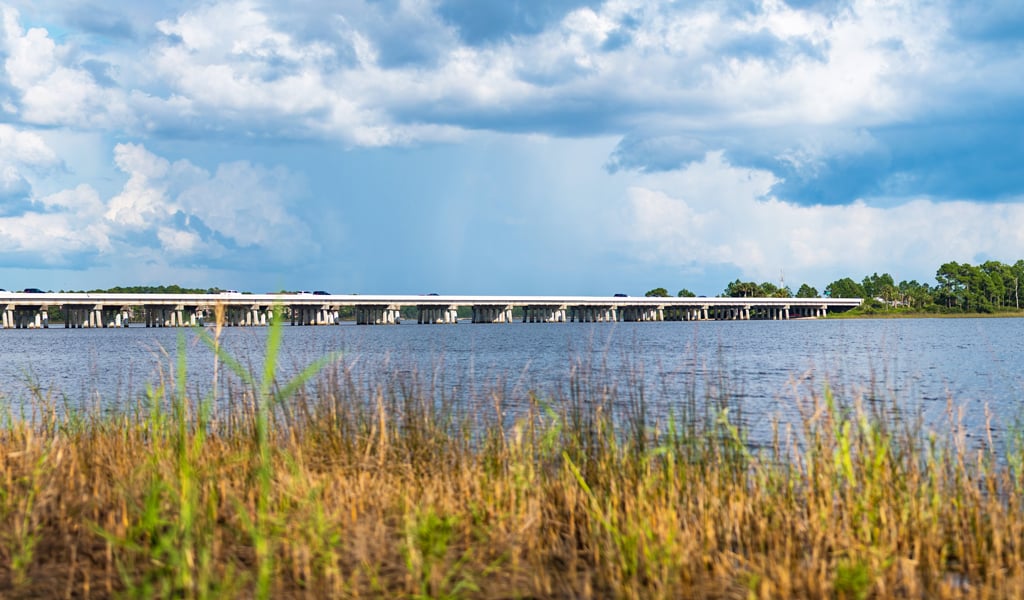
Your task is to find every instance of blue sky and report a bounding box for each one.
[0,0,1022,295]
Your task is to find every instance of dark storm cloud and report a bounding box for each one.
[609,110,1024,206]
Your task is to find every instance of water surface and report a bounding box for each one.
[1,318,1022,444]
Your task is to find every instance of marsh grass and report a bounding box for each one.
[2,311,1024,598]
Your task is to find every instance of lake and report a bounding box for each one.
[2,318,1023,447]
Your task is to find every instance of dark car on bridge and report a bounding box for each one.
[23,288,44,293]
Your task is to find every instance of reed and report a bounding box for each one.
[1,314,1023,598]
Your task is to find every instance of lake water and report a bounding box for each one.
[2,318,1023,446]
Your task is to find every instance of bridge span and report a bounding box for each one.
[0,292,862,329]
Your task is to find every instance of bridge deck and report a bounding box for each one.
[0,293,862,328]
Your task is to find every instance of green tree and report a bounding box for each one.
[897,280,933,309]
[935,261,965,309]
[931,260,1024,313]
[97,284,216,294]
[825,277,865,299]
[677,288,696,297]
[980,260,1010,308]
[861,273,895,299]
[645,287,670,297]
[935,261,993,311]
[724,280,760,297]
[1011,260,1024,309]
[795,284,819,298]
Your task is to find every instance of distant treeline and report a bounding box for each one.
[46,285,232,322]
[648,258,1024,314]
[67,285,226,294]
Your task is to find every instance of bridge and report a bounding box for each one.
[0,292,862,329]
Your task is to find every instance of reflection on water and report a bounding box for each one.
[1,318,1023,444]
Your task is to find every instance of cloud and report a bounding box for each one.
[157,225,202,255]
[436,0,602,45]
[104,143,171,228]
[104,143,317,261]
[0,135,316,269]
[174,159,313,252]
[145,0,443,144]
[624,152,1024,286]
[0,0,1021,207]
[0,184,112,263]
[64,3,138,40]
[0,123,62,212]
[1,6,133,127]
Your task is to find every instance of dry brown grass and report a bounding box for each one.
[2,325,1024,598]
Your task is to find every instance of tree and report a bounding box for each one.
[825,277,865,299]
[97,284,216,294]
[677,288,696,297]
[759,282,780,297]
[897,280,932,308]
[980,260,1010,308]
[1012,260,1024,309]
[796,284,819,298]
[861,273,895,299]
[724,280,760,297]
[645,287,670,297]
[879,283,899,307]
[935,262,965,309]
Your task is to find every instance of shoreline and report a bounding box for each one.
[827,309,1024,319]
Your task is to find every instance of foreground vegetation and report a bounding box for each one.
[3,323,1024,598]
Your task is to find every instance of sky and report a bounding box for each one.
[0,0,1022,296]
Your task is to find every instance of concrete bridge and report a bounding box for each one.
[0,292,862,329]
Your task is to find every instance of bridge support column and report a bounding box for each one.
[355,305,401,325]
[417,305,457,324]
[472,305,513,323]
[571,306,615,322]
[522,305,565,323]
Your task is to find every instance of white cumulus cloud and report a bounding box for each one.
[1,6,131,128]
[0,133,316,268]
[623,152,1024,287]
